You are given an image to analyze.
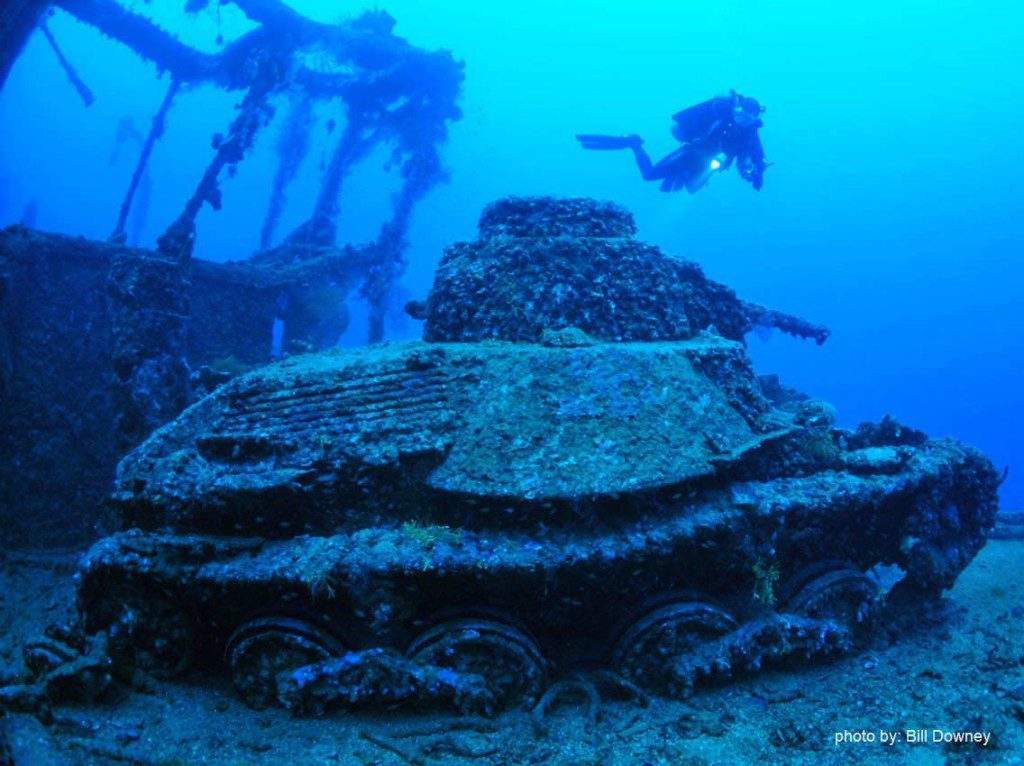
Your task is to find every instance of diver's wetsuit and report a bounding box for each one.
[577,91,767,193]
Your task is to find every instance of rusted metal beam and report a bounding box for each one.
[54,0,219,82]
[0,0,50,90]
[111,78,180,244]
[39,19,94,105]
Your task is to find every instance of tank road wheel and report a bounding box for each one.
[407,618,547,710]
[226,617,347,709]
[776,560,852,607]
[782,563,880,627]
[612,600,737,693]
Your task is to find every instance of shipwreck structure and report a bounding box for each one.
[0,1,463,544]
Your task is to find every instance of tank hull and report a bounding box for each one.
[79,432,997,681]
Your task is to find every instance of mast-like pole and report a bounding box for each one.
[110,78,179,244]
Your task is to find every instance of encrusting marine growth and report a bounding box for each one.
[14,197,991,719]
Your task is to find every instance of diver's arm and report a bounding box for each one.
[735,131,767,189]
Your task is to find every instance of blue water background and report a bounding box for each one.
[0,0,1021,507]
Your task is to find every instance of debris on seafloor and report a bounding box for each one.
[1,625,114,724]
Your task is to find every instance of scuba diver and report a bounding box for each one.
[577,91,767,193]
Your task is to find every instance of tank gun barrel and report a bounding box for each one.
[741,302,830,345]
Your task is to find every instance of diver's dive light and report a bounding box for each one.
[688,152,730,193]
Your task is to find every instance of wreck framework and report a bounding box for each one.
[5,0,464,269]
[0,0,464,544]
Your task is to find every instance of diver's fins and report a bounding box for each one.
[576,134,640,150]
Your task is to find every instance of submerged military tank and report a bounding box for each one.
[77,197,999,714]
